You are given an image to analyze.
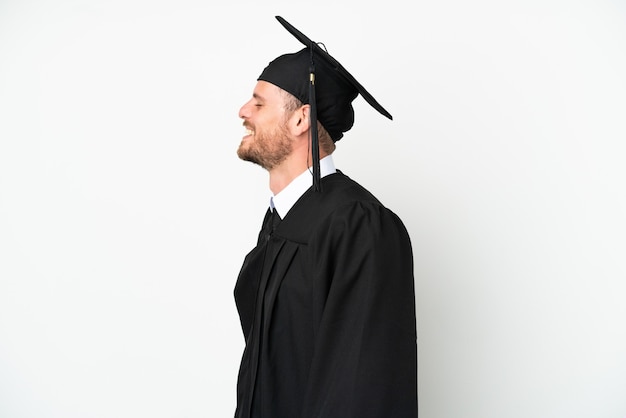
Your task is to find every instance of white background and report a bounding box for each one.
[1,0,625,417]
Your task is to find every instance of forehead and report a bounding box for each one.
[253,80,285,103]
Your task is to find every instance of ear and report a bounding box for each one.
[287,104,311,137]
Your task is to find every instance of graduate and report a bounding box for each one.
[234,16,418,418]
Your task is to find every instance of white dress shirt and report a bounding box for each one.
[269,155,337,219]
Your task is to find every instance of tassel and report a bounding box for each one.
[309,45,321,192]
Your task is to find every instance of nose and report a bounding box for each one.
[239,99,252,119]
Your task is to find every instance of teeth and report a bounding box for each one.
[245,128,254,135]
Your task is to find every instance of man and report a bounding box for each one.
[234,16,417,418]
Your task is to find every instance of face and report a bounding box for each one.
[237,81,294,171]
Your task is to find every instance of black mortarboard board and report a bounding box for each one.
[258,16,392,191]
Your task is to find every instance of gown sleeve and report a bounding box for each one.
[301,201,418,418]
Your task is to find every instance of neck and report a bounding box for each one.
[268,159,307,195]
[269,152,329,195]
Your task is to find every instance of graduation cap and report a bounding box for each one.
[258,16,393,191]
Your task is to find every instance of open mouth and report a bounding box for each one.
[242,122,255,138]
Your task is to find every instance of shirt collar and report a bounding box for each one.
[270,155,337,218]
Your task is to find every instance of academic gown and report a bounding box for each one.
[234,171,417,418]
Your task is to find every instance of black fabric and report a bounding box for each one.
[258,49,358,142]
[271,209,281,229]
[234,171,417,418]
[257,16,392,143]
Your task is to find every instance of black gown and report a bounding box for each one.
[234,171,417,418]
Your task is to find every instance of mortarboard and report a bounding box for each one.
[258,16,393,191]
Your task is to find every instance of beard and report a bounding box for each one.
[237,121,293,170]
